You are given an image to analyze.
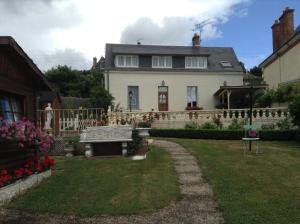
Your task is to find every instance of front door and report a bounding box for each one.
[158,86,168,111]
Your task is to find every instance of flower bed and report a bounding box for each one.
[0,169,52,205]
[0,156,54,189]
[0,118,54,193]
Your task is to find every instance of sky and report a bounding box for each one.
[0,0,299,71]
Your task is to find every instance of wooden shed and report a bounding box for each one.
[0,36,51,170]
[0,36,51,122]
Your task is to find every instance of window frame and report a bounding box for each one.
[186,86,198,107]
[127,86,139,110]
[185,56,207,69]
[152,56,172,68]
[0,93,24,122]
[115,55,139,68]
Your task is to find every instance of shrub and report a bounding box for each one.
[137,121,151,128]
[127,129,143,155]
[276,117,294,130]
[260,124,276,130]
[185,122,200,130]
[0,118,52,151]
[200,122,218,130]
[212,115,223,129]
[289,95,300,126]
[227,119,244,130]
[149,129,297,141]
[255,90,276,107]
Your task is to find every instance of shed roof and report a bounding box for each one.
[0,36,51,91]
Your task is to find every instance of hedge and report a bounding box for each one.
[149,129,298,141]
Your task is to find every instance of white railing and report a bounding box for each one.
[107,108,289,128]
[37,108,105,136]
[37,107,289,136]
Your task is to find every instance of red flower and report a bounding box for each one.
[36,165,44,172]
[0,169,8,175]
[14,168,24,179]
[24,168,32,176]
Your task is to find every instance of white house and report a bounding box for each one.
[260,7,300,89]
[100,35,253,112]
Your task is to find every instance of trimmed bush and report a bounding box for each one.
[200,122,218,130]
[150,129,297,141]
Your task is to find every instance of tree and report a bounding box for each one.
[45,65,81,96]
[249,66,262,77]
[44,66,105,98]
[89,86,114,111]
[289,95,300,126]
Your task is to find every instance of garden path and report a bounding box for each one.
[0,140,224,224]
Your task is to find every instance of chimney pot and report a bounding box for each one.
[92,57,97,69]
[272,7,295,52]
[192,33,200,47]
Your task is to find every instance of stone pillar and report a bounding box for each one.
[85,143,93,157]
[122,142,128,156]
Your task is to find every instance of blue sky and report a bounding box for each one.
[204,0,300,69]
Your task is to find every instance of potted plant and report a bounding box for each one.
[64,137,78,157]
[135,121,151,137]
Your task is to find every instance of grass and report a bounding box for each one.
[6,146,180,216]
[170,138,300,224]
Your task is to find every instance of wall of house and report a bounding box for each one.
[0,52,37,121]
[107,70,243,111]
[263,42,300,89]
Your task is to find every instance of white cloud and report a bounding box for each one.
[0,0,252,70]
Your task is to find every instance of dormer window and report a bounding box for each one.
[185,56,207,69]
[152,56,172,68]
[220,61,232,68]
[115,55,138,67]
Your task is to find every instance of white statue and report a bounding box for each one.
[44,103,53,130]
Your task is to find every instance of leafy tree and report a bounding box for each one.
[45,65,113,110]
[249,66,262,77]
[89,86,114,111]
[289,95,300,126]
[45,65,81,96]
[254,90,276,107]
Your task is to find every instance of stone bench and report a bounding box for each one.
[80,125,133,157]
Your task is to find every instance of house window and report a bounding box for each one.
[128,86,139,110]
[185,57,207,69]
[0,94,23,122]
[115,55,138,67]
[152,56,172,68]
[187,86,198,107]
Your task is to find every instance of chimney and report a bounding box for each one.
[192,33,200,47]
[279,7,294,44]
[272,7,295,52]
[92,57,97,69]
[272,20,281,51]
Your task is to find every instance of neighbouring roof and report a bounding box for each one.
[38,91,61,103]
[0,36,52,91]
[214,85,268,96]
[259,27,300,68]
[105,43,244,72]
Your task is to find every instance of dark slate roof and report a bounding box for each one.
[38,91,61,103]
[105,43,244,72]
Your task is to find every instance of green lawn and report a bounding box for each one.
[170,139,300,224]
[6,146,180,216]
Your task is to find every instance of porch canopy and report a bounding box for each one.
[214,85,267,109]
